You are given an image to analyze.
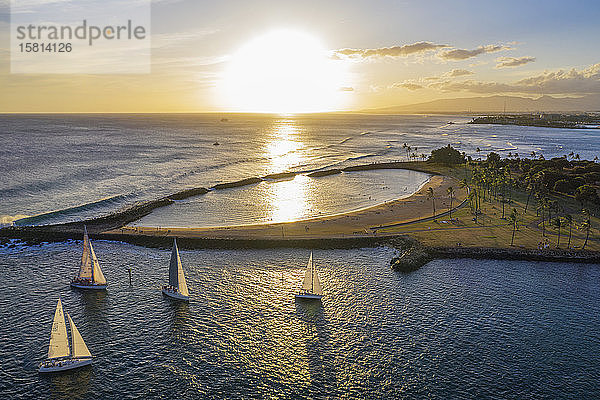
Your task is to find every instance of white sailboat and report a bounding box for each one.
[39,298,92,373]
[71,226,107,290]
[162,238,190,302]
[295,252,323,300]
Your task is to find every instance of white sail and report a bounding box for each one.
[301,252,323,295]
[169,239,189,296]
[78,228,93,279]
[310,253,323,295]
[177,253,189,297]
[312,265,323,296]
[47,299,70,359]
[89,241,106,285]
[302,252,314,292]
[67,313,92,359]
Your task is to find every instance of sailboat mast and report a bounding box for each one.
[91,250,95,282]
[311,253,314,293]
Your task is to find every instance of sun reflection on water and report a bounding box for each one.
[266,120,304,173]
[265,120,313,222]
[267,175,311,223]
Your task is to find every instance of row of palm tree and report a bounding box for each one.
[425,186,456,220]
[548,210,592,249]
[462,155,594,249]
[401,143,427,162]
[465,159,513,220]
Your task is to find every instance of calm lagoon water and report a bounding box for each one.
[0,240,599,399]
[132,169,430,228]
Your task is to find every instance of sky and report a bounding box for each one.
[0,0,599,112]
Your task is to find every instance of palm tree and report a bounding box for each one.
[551,217,562,248]
[447,186,455,220]
[536,196,548,237]
[468,192,478,223]
[581,209,591,250]
[565,214,573,248]
[526,171,544,214]
[427,187,436,219]
[509,208,519,246]
[524,180,536,213]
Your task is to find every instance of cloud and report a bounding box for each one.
[515,63,600,93]
[429,80,517,93]
[333,41,449,60]
[425,69,474,81]
[446,69,474,77]
[438,44,511,61]
[393,69,475,90]
[495,56,536,68]
[392,82,424,90]
[429,62,600,94]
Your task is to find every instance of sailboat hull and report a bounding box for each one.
[295,293,323,300]
[162,288,189,302]
[39,358,92,373]
[70,282,107,290]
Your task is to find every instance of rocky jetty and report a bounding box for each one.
[390,245,432,272]
[167,187,209,200]
[307,169,342,177]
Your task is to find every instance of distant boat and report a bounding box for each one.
[39,298,92,373]
[220,118,228,122]
[213,142,220,146]
[295,252,323,300]
[162,238,190,302]
[70,226,107,290]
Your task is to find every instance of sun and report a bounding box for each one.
[218,29,351,114]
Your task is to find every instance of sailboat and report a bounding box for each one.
[295,252,323,300]
[70,226,107,290]
[162,238,190,301]
[39,298,92,373]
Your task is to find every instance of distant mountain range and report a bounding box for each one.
[364,94,600,114]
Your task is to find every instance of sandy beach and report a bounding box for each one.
[106,175,467,240]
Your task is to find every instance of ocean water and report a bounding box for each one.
[0,240,599,399]
[2,114,600,398]
[2,113,599,226]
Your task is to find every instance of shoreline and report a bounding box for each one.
[2,159,598,264]
[108,175,455,240]
[7,161,436,233]
[0,170,458,247]
[1,173,453,240]
[129,171,433,230]
[469,114,600,130]
[3,230,598,266]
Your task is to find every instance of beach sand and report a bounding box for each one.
[106,175,467,240]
